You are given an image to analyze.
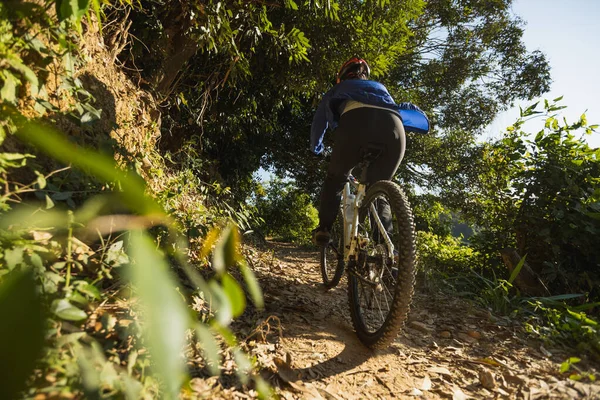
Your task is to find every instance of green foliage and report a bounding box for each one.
[0,0,105,187]
[0,268,45,400]
[421,99,599,294]
[414,100,599,360]
[0,114,269,398]
[156,167,259,238]
[0,2,40,109]
[395,0,551,130]
[525,298,600,361]
[127,231,188,399]
[102,0,550,199]
[559,356,596,382]
[416,231,481,274]
[255,177,318,244]
[15,118,163,215]
[156,142,264,241]
[412,194,454,237]
[470,100,600,295]
[504,103,599,295]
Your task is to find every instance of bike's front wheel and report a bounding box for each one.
[348,180,416,349]
[320,210,345,289]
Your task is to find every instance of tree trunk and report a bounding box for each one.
[500,248,550,297]
[152,3,200,98]
[154,31,198,97]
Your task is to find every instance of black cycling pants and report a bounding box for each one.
[318,107,406,231]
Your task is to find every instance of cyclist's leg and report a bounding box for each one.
[363,110,406,241]
[317,114,363,231]
[319,107,394,231]
[371,198,393,244]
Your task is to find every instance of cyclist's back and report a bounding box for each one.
[310,57,429,245]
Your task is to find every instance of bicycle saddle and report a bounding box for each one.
[359,143,385,163]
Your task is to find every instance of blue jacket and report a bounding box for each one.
[310,79,430,154]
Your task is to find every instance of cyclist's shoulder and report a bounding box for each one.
[337,79,387,90]
[328,80,391,100]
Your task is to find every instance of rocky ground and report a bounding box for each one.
[205,241,600,400]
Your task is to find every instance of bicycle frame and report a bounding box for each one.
[341,178,395,264]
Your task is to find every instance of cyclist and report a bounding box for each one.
[310,57,429,245]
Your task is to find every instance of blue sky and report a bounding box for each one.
[487,0,600,147]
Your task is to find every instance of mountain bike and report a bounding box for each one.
[319,147,416,349]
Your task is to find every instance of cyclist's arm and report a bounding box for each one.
[310,93,332,155]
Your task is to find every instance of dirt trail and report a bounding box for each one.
[232,241,599,399]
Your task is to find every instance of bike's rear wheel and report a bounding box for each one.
[348,180,416,349]
[320,211,345,289]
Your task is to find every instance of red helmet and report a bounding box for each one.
[336,57,370,83]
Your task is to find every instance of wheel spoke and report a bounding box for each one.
[372,290,385,325]
[382,280,394,301]
[380,284,391,311]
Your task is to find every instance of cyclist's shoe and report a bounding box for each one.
[312,227,330,246]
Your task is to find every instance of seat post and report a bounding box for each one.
[358,144,384,183]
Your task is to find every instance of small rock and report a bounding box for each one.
[479,369,496,389]
[503,372,525,385]
[452,387,468,400]
[428,366,452,376]
[456,332,478,344]
[409,321,432,334]
[421,375,432,391]
[439,330,452,338]
[467,330,481,339]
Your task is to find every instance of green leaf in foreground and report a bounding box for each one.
[0,268,45,400]
[221,273,246,318]
[240,261,263,309]
[195,324,220,376]
[212,224,241,275]
[212,224,263,309]
[209,280,233,325]
[508,254,526,284]
[52,298,88,321]
[127,231,189,400]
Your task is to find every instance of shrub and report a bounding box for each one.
[477,100,600,299]
[416,231,482,275]
[254,177,318,244]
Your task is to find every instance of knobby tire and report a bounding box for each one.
[319,210,345,289]
[347,180,416,349]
